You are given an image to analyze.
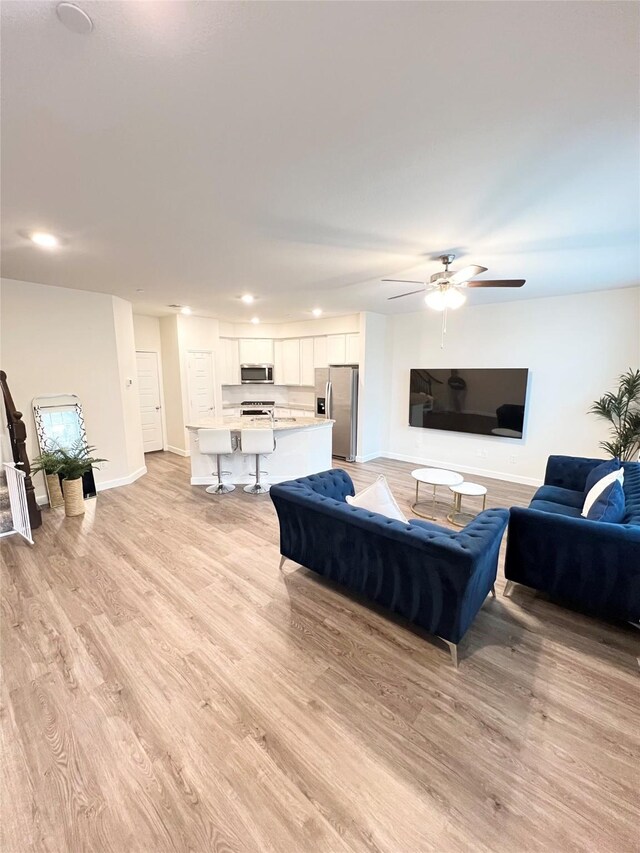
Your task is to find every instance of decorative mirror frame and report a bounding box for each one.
[32,393,97,501]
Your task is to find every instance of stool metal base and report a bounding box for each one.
[206,483,236,494]
[243,483,270,495]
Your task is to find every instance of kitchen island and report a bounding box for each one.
[186,416,334,487]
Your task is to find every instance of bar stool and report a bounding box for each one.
[197,428,236,494]
[241,428,275,495]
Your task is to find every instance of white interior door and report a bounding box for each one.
[136,351,164,452]
[187,350,216,423]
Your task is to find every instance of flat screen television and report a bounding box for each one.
[409,368,529,439]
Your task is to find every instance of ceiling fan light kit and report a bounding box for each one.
[383,254,526,348]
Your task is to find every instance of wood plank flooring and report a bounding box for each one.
[1,452,638,852]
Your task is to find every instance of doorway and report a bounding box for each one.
[187,350,216,423]
[136,351,164,452]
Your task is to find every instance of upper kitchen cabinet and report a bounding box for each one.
[282,338,301,385]
[300,338,315,386]
[346,333,360,364]
[239,338,274,365]
[326,333,360,365]
[313,336,328,369]
[220,338,240,385]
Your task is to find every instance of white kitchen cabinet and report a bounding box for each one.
[239,338,274,365]
[313,336,328,368]
[282,339,301,385]
[326,334,346,365]
[273,340,284,384]
[299,338,315,386]
[346,333,360,364]
[220,338,240,385]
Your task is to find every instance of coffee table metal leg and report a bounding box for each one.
[412,480,438,520]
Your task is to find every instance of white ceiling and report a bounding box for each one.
[2,1,638,322]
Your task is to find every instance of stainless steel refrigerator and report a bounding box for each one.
[315,365,358,461]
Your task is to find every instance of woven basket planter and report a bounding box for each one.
[62,477,85,517]
[46,473,65,509]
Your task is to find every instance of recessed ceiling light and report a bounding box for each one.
[181,306,192,315]
[312,308,323,317]
[30,231,59,249]
[56,3,93,35]
[251,317,260,325]
[241,294,254,304]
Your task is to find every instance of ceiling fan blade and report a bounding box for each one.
[448,264,488,286]
[466,279,526,288]
[387,288,424,300]
[382,279,424,284]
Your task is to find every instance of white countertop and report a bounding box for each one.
[186,416,333,432]
[221,403,316,411]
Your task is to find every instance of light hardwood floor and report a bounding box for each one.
[1,453,638,852]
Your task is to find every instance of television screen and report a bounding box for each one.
[409,368,529,439]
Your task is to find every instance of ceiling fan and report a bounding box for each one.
[383,254,525,347]
[384,254,525,308]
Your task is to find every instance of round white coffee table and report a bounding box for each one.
[447,482,488,527]
[411,468,464,520]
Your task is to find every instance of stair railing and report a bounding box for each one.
[1,463,33,544]
[0,370,42,529]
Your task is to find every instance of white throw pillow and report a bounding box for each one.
[582,468,624,518]
[346,475,408,523]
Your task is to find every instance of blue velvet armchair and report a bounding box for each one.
[270,469,509,665]
[504,456,640,623]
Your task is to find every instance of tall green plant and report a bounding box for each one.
[589,368,640,461]
[56,441,107,481]
[31,448,63,477]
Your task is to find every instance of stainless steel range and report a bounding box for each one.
[240,400,275,416]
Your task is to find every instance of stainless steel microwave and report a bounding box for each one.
[240,364,274,384]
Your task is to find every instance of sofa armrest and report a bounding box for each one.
[505,506,640,621]
[544,455,605,491]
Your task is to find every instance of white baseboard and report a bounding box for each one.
[381,451,542,487]
[35,465,147,507]
[96,465,147,492]
[355,452,384,463]
[166,445,190,457]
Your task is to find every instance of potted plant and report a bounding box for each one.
[31,448,64,509]
[589,368,640,462]
[56,441,106,517]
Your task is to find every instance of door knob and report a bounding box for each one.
[155,406,161,410]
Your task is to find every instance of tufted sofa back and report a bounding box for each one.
[271,469,509,565]
[622,461,640,525]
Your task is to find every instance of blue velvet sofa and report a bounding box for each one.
[270,469,509,665]
[504,456,640,623]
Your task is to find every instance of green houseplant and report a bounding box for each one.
[31,448,65,509]
[56,441,106,517]
[589,368,640,462]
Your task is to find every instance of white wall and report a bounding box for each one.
[357,312,391,462]
[133,314,162,352]
[384,287,640,485]
[113,297,146,475]
[158,315,187,454]
[218,314,360,339]
[0,278,146,499]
